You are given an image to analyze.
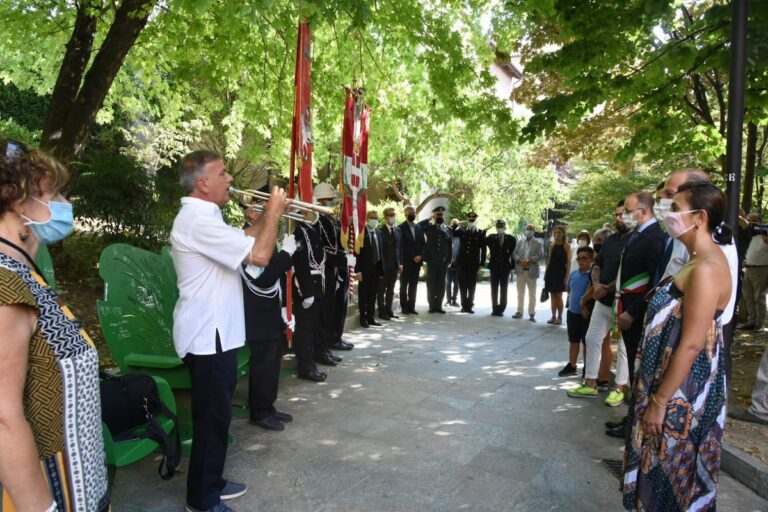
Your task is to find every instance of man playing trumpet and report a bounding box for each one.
[171,151,287,512]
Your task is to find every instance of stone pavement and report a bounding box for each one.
[111,281,768,512]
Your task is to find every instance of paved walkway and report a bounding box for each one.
[112,281,768,511]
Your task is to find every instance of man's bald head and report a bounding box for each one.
[662,168,710,199]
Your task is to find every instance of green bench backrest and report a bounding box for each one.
[35,244,56,290]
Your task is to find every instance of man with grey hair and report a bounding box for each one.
[171,150,287,512]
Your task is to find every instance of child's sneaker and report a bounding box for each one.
[558,363,578,377]
[604,389,625,407]
[567,384,598,398]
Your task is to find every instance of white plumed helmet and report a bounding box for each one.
[314,182,337,200]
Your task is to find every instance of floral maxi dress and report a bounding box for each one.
[622,281,726,512]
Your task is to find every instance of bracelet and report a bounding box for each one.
[650,394,665,408]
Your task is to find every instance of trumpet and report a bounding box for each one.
[229,187,334,222]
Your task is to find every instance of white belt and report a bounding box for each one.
[310,269,323,275]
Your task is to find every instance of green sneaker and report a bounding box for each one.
[567,384,598,398]
[604,389,625,407]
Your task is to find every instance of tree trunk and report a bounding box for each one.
[742,122,757,213]
[42,0,155,164]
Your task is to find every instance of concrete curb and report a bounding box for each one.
[722,443,768,500]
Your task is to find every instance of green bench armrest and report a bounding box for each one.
[124,353,183,369]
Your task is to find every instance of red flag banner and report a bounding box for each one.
[340,87,370,252]
[290,22,313,203]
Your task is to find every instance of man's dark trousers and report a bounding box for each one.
[248,336,283,421]
[293,278,323,373]
[400,262,420,313]
[183,332,237,510]
[427,263,448,311]
[377,265,398,316]
[333,266,350,341]
[445,265,458,304]
[359,270,378,322]
[458,266,478,310]
[490,266,511,314]
[621,321,644,385]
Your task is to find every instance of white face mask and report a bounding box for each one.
[468,221,477,228]
[622,212,638,230]
[367,219,378,230]
[496,228,505,235]
[386,216,396,226]
[577,239,588,248]
[654,198,673,224]
[663,210,700,239]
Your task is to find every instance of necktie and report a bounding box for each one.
[370,230,380,264]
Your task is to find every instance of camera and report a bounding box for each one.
[749,223,768,236]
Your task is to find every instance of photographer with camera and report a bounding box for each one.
[739,212,768,331]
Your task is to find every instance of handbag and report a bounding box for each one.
[99,372,180,480]
[540,288,549,303]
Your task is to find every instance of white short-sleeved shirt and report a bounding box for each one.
[663,237,738,325]
[171,197,255,357]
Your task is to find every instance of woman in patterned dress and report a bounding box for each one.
[0,140,109,511]
[623,182,732,511]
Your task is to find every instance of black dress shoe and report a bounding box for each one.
[437,309,446,314]
[467,309,475,314]
[315,353,339,366]
[605,416,628,429]
[331,340,354,350]
[327,351,343,363]
[250,416,285,431]
[360,320,370,328]
[605,425,626,438]
[273,411,293,423]
[379,314,391,320]
[298,369,327,382]
[387,312,399,319]
[369,320,382,326]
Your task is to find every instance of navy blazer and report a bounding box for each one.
[619,221,665,324]
[485,233,516,271]
[355,228,384,276]
[398,220,426,266]
[378,224,402,270]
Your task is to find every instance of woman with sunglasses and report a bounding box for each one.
[0,140,109,511]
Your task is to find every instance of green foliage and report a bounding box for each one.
[562,162,667,233]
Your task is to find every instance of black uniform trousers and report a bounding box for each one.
[248,335,284,421]
[400,262,421,313]
[445,265,458,303]
[458,265,479,310]
[377,265,398,316]
[426,263,448,311]
[293,275,323,373]
[183,332,237,510]
[358,268,378,322]
[489,265,511,314]
[318,268,337,349]
[621,320,644,386]
[333,266,350,341]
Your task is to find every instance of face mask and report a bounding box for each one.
[468,221,477,229]
[593,243,603,253]
[653,198,672,224]
[22,197,74,245]
[554,234,564,243]
[324,198,336,207]
[435,216,444,225]
[367,219,378,230]
[407,213,416,222]
[577,239,588,248]
[621,212,638,230]
[386,216,396,226]
[496,228,505,235]
[525,230,534,239]
[663,210,699,239]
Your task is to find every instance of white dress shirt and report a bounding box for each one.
[171,197,255,357]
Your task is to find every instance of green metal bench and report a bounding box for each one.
[35,244,56,290]
[96,243,251,389]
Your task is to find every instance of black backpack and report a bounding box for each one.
[99,372,181,480]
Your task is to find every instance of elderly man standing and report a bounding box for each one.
[420,206,453,314]
[399,205,426,314]
[486,219,516,316]
[171,151,286,512]
[513,224,543,321]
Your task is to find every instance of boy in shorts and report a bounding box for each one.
[558,247,594,377]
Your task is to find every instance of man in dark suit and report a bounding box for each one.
[377,207,402,320]
[355,210,384,327]
[420,206,453,313]
[241,205,297,431]
[398,205,426,314]
[455,212,487,313]
[613,192,665,419]
[485,219,516,316]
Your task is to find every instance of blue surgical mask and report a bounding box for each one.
[525,230,534,239]
[22,197,74,245]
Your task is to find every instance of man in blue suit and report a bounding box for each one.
[377,207,402,319]
[398,205,426,314]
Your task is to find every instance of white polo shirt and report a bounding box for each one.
[171,197,255,357]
